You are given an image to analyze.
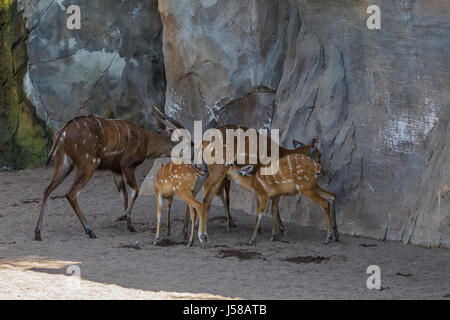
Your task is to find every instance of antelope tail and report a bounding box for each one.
[45,126,66,168]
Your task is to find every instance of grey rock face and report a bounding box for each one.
[158,0,450,247]
[19,0,165,130]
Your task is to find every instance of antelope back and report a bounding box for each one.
[155,162,204,192]
[254,154,321,195]
[58,116,144,153]
[280,141,321,163]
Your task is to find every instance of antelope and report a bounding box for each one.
[153,161,206,246]
[198,126,321,246]
[34,115,177,240]
[237,153,338,244]
[149,108,321,247]
[150,109,239,234]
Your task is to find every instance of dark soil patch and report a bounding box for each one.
[217,249,265,261]
[443,294,450,299]
[396,272,412,277]
[359,243,378,248]
[282,256,330,264]
[233,242,254,247]
[155,239,186,247]
[20,198,40,204]
[118,243,142,250]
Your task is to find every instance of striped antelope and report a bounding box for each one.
[35,115,177,240]
[153,161,205,246]
[236,153,338,244]
[198,128,321,247]
[149,108,321,246]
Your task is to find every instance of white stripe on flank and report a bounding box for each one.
[279,165,286,180]
[126,123,130,144]
[137,127,141,147]
[96,118,104,136]
[256,174,269,193]
[287,155,293,173]
[112,121,120,146]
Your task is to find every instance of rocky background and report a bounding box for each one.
[0,0,449,248]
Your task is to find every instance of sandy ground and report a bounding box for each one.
[0,160,449,300]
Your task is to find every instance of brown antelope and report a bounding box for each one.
[149,108,321,246]
[199,126,321,246]
[154,161,205,246]
[237,153,338,244]
[34,115,177,240]
[150,108,238,234]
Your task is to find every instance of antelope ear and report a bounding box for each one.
[293,139,304,149]
[239,165,255,176]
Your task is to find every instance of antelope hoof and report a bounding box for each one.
[230,218,237,228]
[153,239,159,246]
[199,235,208,248]
[249,238,256,246]
[34,230,42,241]
[183,231,188,241]
[87,230,97,239]
[187,240,193,247]
[334,228,340,242]
[324,232,333,244]
[166,228,171,237]
[270,234,281,242]
[115,215,127,222]
[127,224,137,232]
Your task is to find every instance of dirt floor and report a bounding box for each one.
[0,161,449,300]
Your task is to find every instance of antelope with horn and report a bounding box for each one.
[198,125,320,246]
[150,108,238,235]
[149,108,320,247]
[35,114,177,240]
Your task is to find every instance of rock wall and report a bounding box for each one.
[158,0,450,248]
[19,0,165,131]
[0,0,48,169]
